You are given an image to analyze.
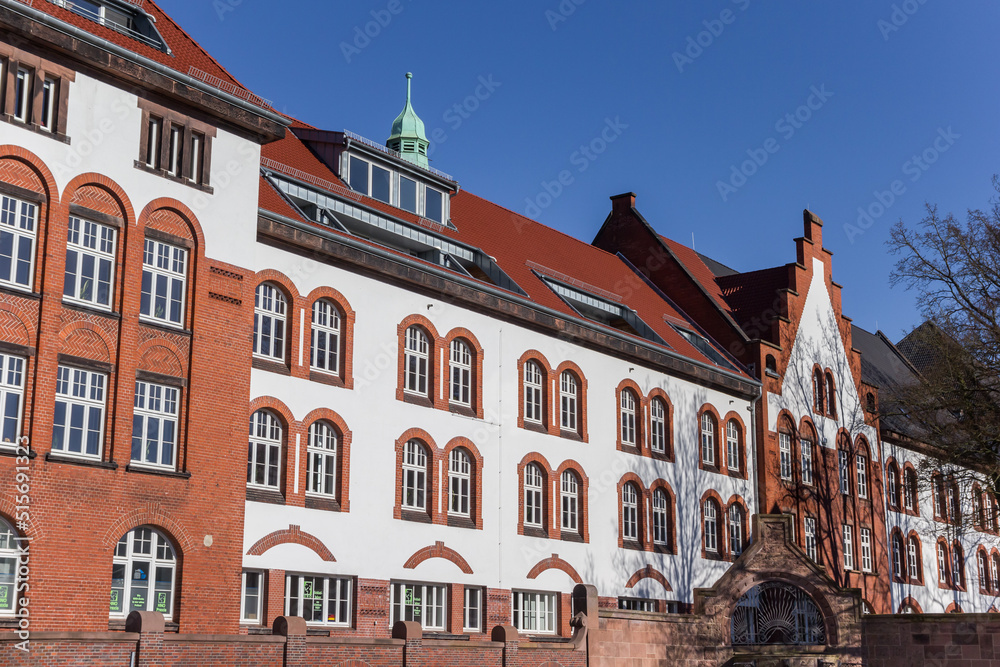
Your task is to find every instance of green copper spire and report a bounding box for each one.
[387,72,430,169]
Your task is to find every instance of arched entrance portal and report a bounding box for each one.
[731,581,826,647]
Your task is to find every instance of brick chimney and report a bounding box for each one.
[611,192,637,215]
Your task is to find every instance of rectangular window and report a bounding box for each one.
[399,176,417,213]
[145,116,162,168]
[131,381,179,468]
[371,164,391,203]
[167,125,182,177]
[804,517,817,561]
[801,440,813,485]
[13,68,30,123]
[861,528,872,572]
[285,574,351,626]
[241,571,263,623]
[842,525,854,571]
[424,187,443,223]
[349,156,369,194]
[0,353,24,447]
[463,587,482,632]
[40,77,57,132]
[512,590,557,634]
[0,194,37,290]
[63,216,116,309]
[838,450,850,495]
[188,132,204,184]
[617,597,657,612]
[857,457,868,499]
[140,239,187,326]
[391,582,446,631]
[779,432,792,481]
[52,366,106,459]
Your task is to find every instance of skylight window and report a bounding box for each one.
[671,324,736,371]
[52,0,167,51]
[539,276,665,345]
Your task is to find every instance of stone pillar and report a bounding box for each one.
[126,611,164,667]
[491,624,519,666]
[273,615,307,667]
[393,620,423,667]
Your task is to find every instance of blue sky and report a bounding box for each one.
[166,0,1000,340]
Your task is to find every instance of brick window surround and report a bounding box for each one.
[393,429,483,530]
[136,97,216,192]
[0,44,75,140]
[516,452,589,543]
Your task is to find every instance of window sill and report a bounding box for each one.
[449,403,477,419]
[522,526,548,539]
[702,550,724,561]
[309,370,347,388]
[0,284,40,301]
[246,487,284,505]
[400,509,432,524]
[560,530,584,543]
[305,495,341,512]
[246,626,272,635]
[138,319,192,337]
[447,514,477,530]
[700,464,722,475]
[125,463,191,479]
[0,446,35,459]
[252,357,290,375]
[650,450,673,463]
[402,392,433,408]
[653,544,673,555]
[62,300,121,320]
[133,160,214,194]
[0,116,70,144]
[621,540,644,552]
[558,429,584,443]
[45,452,117,470]
[522,421,548,435]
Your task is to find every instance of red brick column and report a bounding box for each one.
[265,568,286,627]
[393,620,423,667]
[491,625,519,666]
[273,615,307,667]
[126,611,164,667]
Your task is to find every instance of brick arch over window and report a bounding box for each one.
[102,503,194,554]
[645,387,673,460]
[648,479,677,554]
[517,451,555,539]
[889,527,906,581]
[553,360,588,442]
[0,146,59,199]
[725,494,750,558]
[136,339,185,378]
[301,407,353,512]
[0,303,34,346]
[442,436,484,529]
[905,530,924,584]
[615,378,644,454]
[722,410,748,478]
[899,597,923,614]
[810,363,827,414]
[58,320,114,363]
[444,327,485,419]
[304,286,356,389]
[250,272,297,371]
[517,350,553,432]
[526,554,582,584]
[624,564,673,591]
[554,459,590,543]
[247,397,293,499]
[403,540,473,574]
[885,456,902,510]
[0,504,39,542]
[64,174,135,222]
[246,524,336,562]
[697,404,723,472]
[138,200,206,248]
[617,472,647,550]
[397,314,444,408]
[945,602,963,614]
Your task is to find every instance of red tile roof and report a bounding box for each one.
[659,235,734,317]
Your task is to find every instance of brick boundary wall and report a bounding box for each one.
[862,613,1000,667]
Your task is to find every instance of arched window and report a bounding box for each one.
[937,541,950,586]
[886,462,900,509]
[765,354,777,374]
[247,410,282,489]
[622,483,639,542]
[866,392,876,413]
[948,481,961,524]
[904,468,918,511]
[856,451,869,499]
[253,283,287,361]
[560,471,579,533]
[813,368,825,414]
[979,550,990,592]
[952,542,965,588]
[726,420,741,472]
[704,499,719,553]
[779,432,793,481]
[907,536,921,582]
[402,440,428,511]
[559,371,578,432]
[523,362,544,425]
[892,533,905,579]
[0,519,18,616]
[310,299,341,375]
[800,436,813,485]
[974,487,986,529]
[404,327,430,396]
[900,603,919,614]
[729,504,745,556]
[306,421,338,498]
[701,413,716,466]
[524,464,544,528]
[992,554,1000,594]
[448,449,471,518]
[449,339,472,407]
[650,398,666,454]
[620,390,637,447]
[110,526,177,620]
[825,372,836,417]
[652,488,669,549]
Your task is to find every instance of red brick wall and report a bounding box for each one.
[863,614,1000,666]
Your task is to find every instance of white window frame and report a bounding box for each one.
[392,581,446,631]
[726,420,740,471]
[728,504,744,556]
[306,421,338,498]
[801,440,813,485]
[140,238,187,327]
[650,398,666,454]
[449,448,471,518]
[701,413,715,466]
[992,555,1000,593]
[622,483,639,542]
[907,538,919,580]
[52,365,106,459]
[404,326,430,396]
[860,528,872,572]
[0,193,37,291]
[145,115,162,168]
[512,590,557,635]
[524,464,544,528]
[652,488,668,546]
[887,465,899,507]
[40,76,57,132]
[463,586,482,632]
[0,519,19,617]
[241,570,263,624]
[131,380,179,469]
[620,389,636,446]
[285,573,352,627]
[938,543,949,585]
[856,455,869,499]
[704,500,718,553]
[804,517,817,561]
[310,299,341,376]
[952,546,963,588]
[979,552,987,590]
[167,124,182,177]
[188,131,204,184]
[559,371,577,432]
[523,361,543,424]
[904,470,916,511]
[838,450,850,495]
[64,216,116,310]
[247,410,282,490]
[450,339,472,407]
[253,283,287,362]
[779,432,792,481]
[0,353,24,448]
[842,525,854,571]
[560,470,578,532]
[13,67,30,123]
[424,186,445,223]
[402,440,428,511]
[110,527,176,621]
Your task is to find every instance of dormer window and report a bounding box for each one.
[345,153,446,223]
[539,275,665,345]
[54,0,168,52]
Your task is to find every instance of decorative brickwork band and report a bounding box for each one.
[247,524,336,561]
[527,554,582,584]
[403,540,473,574]
[624,564,673,591]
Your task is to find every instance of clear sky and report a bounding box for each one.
[164,0,1000,341]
